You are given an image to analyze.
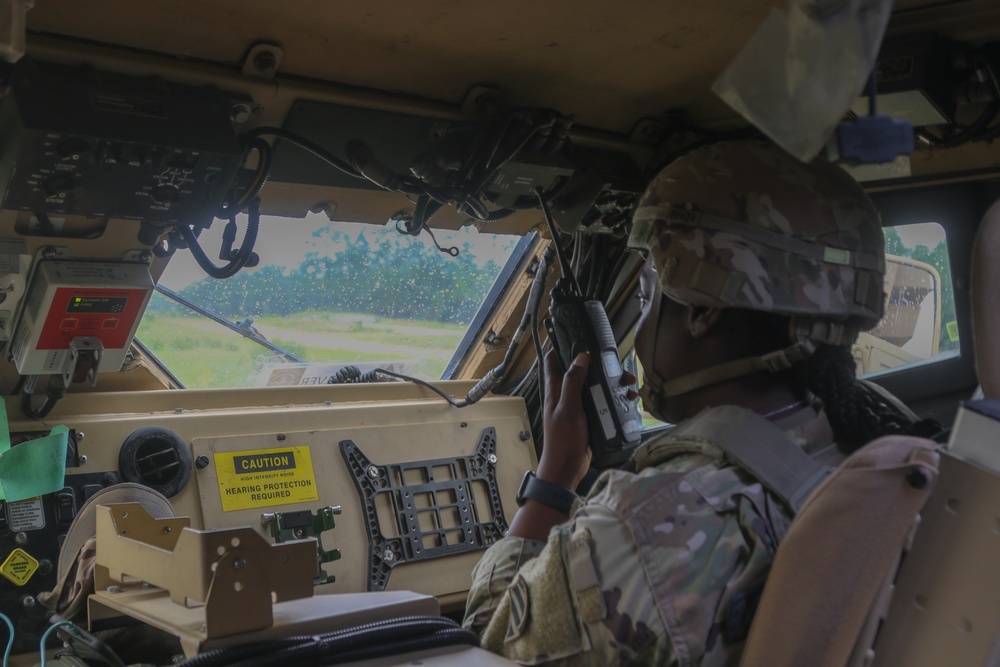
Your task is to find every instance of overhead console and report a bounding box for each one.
[0,59,244,231]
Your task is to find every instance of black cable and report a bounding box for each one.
[364,368,463,407]
[21,375,66,420]
[174,637,311,667]
[244,127,363,181]
[322,627,479,665]
[536,187,582,295]
[180,198,261,279]
[917,101,1000,148]
[423,226,459,257]
[8,373,26,397]
[219,138,273,217]
[393,197,460,256]
[45,613,126,667]
[327,365,361,384]
[868,69,878,117]
[176,617,470,667]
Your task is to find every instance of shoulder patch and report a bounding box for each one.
[505,575,531,643]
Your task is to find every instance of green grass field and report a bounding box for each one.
[136,311,468,388]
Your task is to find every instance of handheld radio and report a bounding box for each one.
[536,189,641,466]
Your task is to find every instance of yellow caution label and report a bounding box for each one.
[946,321,959,342]
[214,446,319,512]
[1,548,39,586]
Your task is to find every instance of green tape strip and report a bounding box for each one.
[0,400,68,501]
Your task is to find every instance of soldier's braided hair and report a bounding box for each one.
[731,309,937,452]
[785,344,930,451]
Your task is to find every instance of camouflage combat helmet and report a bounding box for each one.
[628,141,886,405]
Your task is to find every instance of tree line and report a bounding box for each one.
[152,228,511,324]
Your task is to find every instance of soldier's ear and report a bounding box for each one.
[686,305,724,338]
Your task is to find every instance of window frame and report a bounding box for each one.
[866,184,980,405]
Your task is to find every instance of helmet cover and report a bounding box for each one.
[628,141,885,332]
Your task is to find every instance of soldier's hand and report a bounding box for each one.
[538,348,592,491]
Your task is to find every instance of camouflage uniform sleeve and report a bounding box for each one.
[463,484,674,666]
[464,535,547,635]
[464,453,789,667]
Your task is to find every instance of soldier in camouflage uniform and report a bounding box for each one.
[464,141,922,666]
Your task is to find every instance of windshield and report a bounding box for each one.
[136,212,521,388]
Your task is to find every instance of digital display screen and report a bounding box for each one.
[66,296,127,314]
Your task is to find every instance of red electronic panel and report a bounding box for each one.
[36,287,150,350]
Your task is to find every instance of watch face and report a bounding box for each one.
[516,470,535,506]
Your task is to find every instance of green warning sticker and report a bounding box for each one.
[215,446,319,512]
[1,547,39,586]
[946,321,959,342]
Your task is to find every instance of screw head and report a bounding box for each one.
[76,432,85,440]
[383,549,394,562]
[488,453,498,465]
[276,433,286,442]
[906,467,929,489]
[195,455,210,469]
[231,102,253,125]
[162,526,172,535]
[79,454,88,464]
[519,430,531,441]
[367,466,380,479]
[21,595,35,608]
[14,532,27,545]
[138,251,152,264]
[233,558,247,570]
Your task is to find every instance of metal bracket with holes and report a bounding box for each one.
[90,502,316,641]
[339,427,508,591]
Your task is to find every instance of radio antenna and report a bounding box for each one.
[534,187,582,296]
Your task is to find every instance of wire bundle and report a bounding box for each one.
[174,616,477,667]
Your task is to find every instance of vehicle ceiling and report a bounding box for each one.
[20,0,1000,234]
[24,0,992,131]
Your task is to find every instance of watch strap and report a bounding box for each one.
[516,471,578,515]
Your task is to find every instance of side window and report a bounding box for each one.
[632,220,960,429]
[854,222,959,377]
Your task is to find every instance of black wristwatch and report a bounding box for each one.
[516,471,579,515]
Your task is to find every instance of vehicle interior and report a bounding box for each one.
[1,1,999,665]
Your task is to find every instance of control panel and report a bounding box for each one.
[0,384,535,656]
[0,58,244,226]
[0,430,96,655]
[11,260,154,376]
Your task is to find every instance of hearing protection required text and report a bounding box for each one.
[214,446,319,511]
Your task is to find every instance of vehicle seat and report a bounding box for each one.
[740,198,1000,666]
[972,198,1000,398]
[737,435,939,667]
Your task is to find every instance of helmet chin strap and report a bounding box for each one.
[637,291,852,412]
[660,340,817,398]
[636,287,671,422]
